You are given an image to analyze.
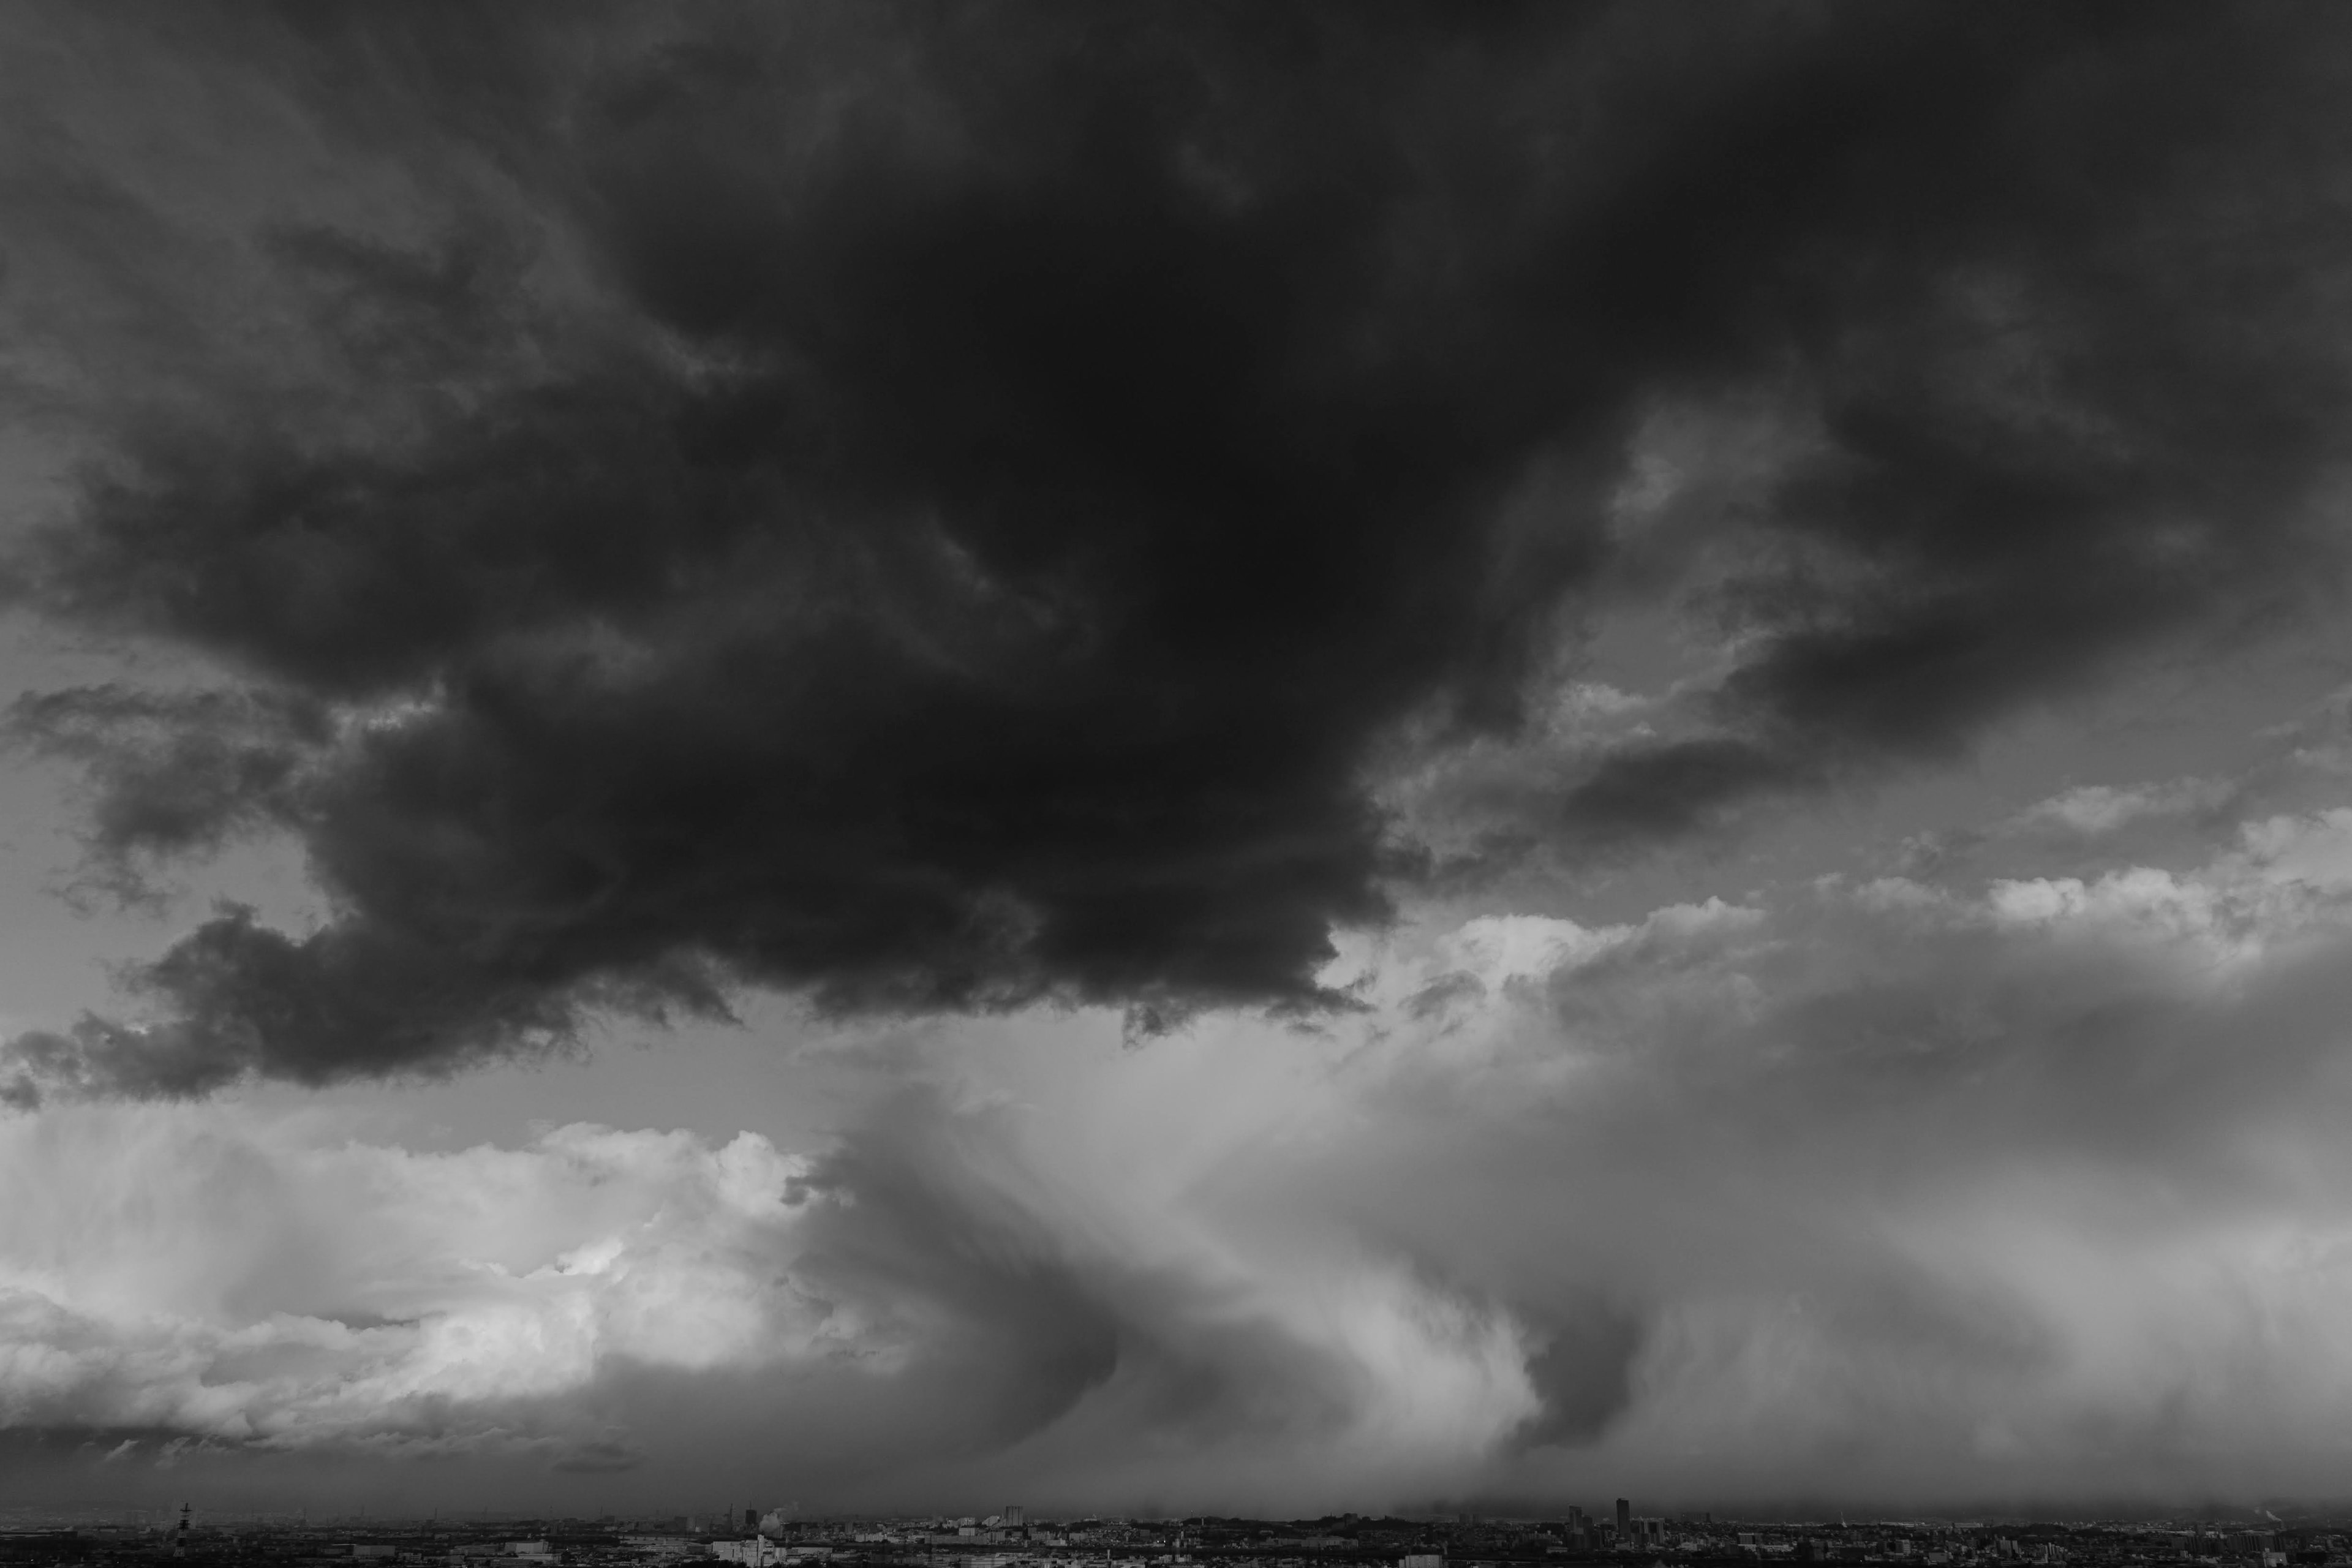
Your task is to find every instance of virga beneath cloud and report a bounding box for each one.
[10,775,2352,1508]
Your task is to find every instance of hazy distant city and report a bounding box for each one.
[1,1506,2345,1568]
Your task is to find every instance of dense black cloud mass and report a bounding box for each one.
[6,2,2352,1095]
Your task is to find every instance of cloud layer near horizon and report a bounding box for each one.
[4,3,2352,1095]
[13,764,2352,1512]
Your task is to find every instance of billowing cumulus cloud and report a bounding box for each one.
[4,4,2352,1093]
[0,1115,837,1453]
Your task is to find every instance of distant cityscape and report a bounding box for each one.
[0,1503,2342,1568]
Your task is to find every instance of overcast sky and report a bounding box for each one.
[7,0,2352,1522]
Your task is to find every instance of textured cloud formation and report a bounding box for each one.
[4,4,2352,1093]
[0,1116,834,1457]
[11,780,2352,1510]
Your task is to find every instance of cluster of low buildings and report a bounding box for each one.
[0,1509,2342,1568]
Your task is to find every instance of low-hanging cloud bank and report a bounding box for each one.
[6,2,2352,1094]
[12,798,2352,1511]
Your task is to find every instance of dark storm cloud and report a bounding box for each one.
[1511,1304,1643,1451]
[6,2,2352,1094]
[6,685,320,899]
[1559,739,1820,846]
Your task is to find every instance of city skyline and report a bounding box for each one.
[3,1506,2346,1562]
[5,1,2352,1523]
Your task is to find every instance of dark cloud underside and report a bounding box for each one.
[5,2,2351,1096]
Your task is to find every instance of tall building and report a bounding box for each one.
[1004,1507,1024,1528]
[1616,1499,1630,1536]
[175,1504,190,1560]
[745,1510,760,1532]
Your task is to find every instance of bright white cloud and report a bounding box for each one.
[0,1114,858,1461]
[2008,777,2232,835]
